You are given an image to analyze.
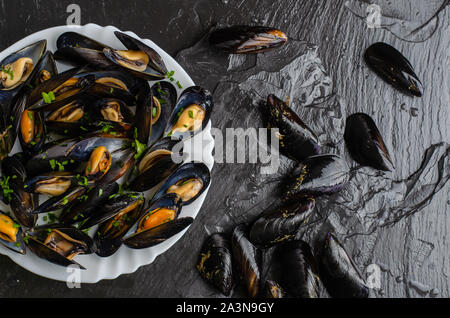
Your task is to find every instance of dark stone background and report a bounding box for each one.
[0,0,448,298]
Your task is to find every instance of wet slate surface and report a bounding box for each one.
[0,0,448,298]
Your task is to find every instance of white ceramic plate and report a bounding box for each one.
[0,24,214,283]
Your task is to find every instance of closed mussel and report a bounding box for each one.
[316,232,369,298]
[209,26,288,54]
[0,212,26,254]
[231,224,261,298]
[364,42,423,97]
[25,225,95,269]
[266,94,320,162]
[196,233,233,296]
[123,193,193,249]
[276,240,321,298]
[284,154,350,202]
[152,161,210,206]
[164,86,213,141]
[129,137,183,192]
[344,113,394,171]
[249,197,315,248]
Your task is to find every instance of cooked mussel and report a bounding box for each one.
[315,232,369,298]
[344,113,394,171]
[91,192,144,257]
[264,280,286,298]
[96,98,134,124]
[103,31,167,80]
[65,134,132,161]
[59,182,119,225]
[164,86,213,141]
[32,185,87,215]
[231,224,261,298]
[129,137,183,192]
[265,94,320,162]
[275,240,321,298]
[122,193,193,249]
[25,225,95,269]
[249,197,315,248]
[19,109,46,155]
[1,155,37,228]
[284,154,350,202]
[0,212,26,254]
[84,146,112,181]
[28,51,57,88]
[196,233,233,296]
[152,161,210,206]
[364,42,423,97]
[209,26,288,54]
[24,172,80,196]
[149,81,177,146]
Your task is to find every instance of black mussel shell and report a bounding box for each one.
[266,94,320,162]
[231,224,261,298]
[59,182,119,225]
[284,154,350,201]
[97,147,135,185]
[276,240,321,298]
[164,86,213,141]
[1,156,37,228]
[65,134,132,161]
[129,137,183,192]
[0,212,26,254]
[28,51,57,88]
[364,42,423,97]
[122,193,192,249]
[264,280,286,298]
[316,232,369,298]
[19,108,46,156]
[93,193,145,257]
[134,80,153,144]
[24,172,82,197]
[149,81,177,146]
[25,225,95,269]
[152,161,210,206]
[32,186,87,215]
[196,233,233,296]
[209,26,288,54]
[102,31,167,80]
[344,113,394,171]
[249,197,315,248]
[95,98,134,124]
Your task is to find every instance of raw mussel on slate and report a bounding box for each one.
[209,26,288,54]
[315,232,369,298]
[231,224,261,298]
[364,42,423,97]
[196,233,233,296]
[344,113,394,171]
[123,193,193,249]
[265,94,320,162]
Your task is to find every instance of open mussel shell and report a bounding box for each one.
[196,233,233,296]
[264,280,286,298]
[65,134,132,161]
[344,113,394,171]
[102,31,167,81]
[129,137,183,192]
[164,86,213,141]
[28,51,57,88]
[284,154,350,202]
[152,161,210,206]
[0,39,46,95]
[24,172,83,197]
[19,109,46,155]
[266,94,320,162]
[364,42,423,97]
[231,224,261,298]
[275,240,321,298]
[1,155,37,228]
[25,225,95,269]
[149,81,177,146]
[123,193,193,249]
[209,26,288,54]
[32,186,87,215]
[249,197,315,248]
[55,32,114,69]
[97,147,135,185]
[0,212,26,254]
[92,192,145,257]
[316,232,369,298]
[95,98,134,124]
[59,182,119,225]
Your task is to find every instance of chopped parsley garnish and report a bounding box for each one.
[188,110,194,119]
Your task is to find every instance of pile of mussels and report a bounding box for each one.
[197,26,423,297]
[0,31,213,268]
